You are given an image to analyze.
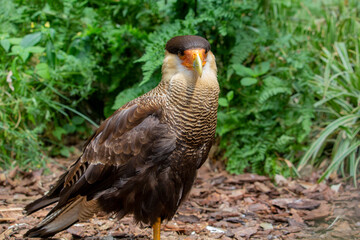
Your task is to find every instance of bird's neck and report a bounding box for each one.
[156,71,219,145]
[156,71,218,104]
[160,63,218,96]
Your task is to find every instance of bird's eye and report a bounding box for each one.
[177,51,184,57]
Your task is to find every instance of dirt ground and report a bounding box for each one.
[0,158,360,240]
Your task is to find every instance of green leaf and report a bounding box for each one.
[254,62,270,76]
[7,38,22,45]
[218,97,229,107]
[60,147,70,157]
[233,64,255,77]
[45,41,55,67]
[35,63,50,79]
[76,126,86,132]
[112,81,156,111]
[263,76,284,87]
[52,101,99,128]
[20,51,29,62]
[0,39,10,52]
[334,42,353,73]
[63,123,76,134]
[27,46,45,53]
[226,91,234,102]
[53,127,66,140]
[241,77,258,86]
[298,114,359,171]
[319,141,360,182]
[11,45,30,61]
[72,116,85,125]
[258,87,292,104]
[21,32,42,48]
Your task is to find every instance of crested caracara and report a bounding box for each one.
[24,35,219,240]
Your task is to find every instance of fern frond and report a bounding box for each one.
[259,101,282,111]
[230,32,255,65]
[112,80,157,110]
[258,87,292,104]
[274,135,295,152]
[136,20,197,85]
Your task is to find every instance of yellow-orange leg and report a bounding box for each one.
[152,217,161,240]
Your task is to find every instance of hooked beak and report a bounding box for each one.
[180,49,206,78]
[193,53,203,77]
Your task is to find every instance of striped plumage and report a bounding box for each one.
[24,35,219,238]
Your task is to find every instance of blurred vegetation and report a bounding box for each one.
[0,0,359,182]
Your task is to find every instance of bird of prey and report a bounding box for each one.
[24,35,219,239]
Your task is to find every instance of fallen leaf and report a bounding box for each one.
[286,225,302,233]
[225,229,235,238]
[229,189,246,199]
[254,182,271,193]
[289,208,304,225]
[270,198,296,209]
[67,224,88,237]
[176,214,200,223]
[298,181,316,190]
[260,222,273,230]
[200,192,222,206]
[6,71,14,91]
[164,222,186,232]
[248,203,269,212]
[206,225,225,233]
[288,199,320,210]
[8,167,18,179]
[224,217,245,224]
[275,174,288,186]
[333,221,352,232]
[0,173,6,184]
[302,203,332,220]
[227,174,270,183]
[234,226,258,239]
[331,183,341,193]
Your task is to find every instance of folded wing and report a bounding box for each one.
[25,96,176,237]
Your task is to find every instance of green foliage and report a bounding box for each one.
[271,0,360,182]
[213,1,315,177]
[0,0,183,169]
[0,0,112,168]
[299,40,360,184]
[1,0,358,181]
[112,80,157,110]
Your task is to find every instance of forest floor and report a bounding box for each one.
[1,158,360,240]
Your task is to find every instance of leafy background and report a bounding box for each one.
[0,0,359,183]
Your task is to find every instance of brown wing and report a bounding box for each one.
[65,99,162,185]
[26,96,176,215]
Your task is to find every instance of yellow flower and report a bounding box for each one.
[31,22,35,28]
[45,22,50,28]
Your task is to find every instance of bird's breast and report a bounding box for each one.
[163,83,219,145]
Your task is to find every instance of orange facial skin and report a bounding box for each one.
[179,49,207,70]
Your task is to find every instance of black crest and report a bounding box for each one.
[165,35,210,55]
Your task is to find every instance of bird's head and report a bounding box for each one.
[162,35,217,85]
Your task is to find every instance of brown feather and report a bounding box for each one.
[25,197,99,238]
[165,35,210,54]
